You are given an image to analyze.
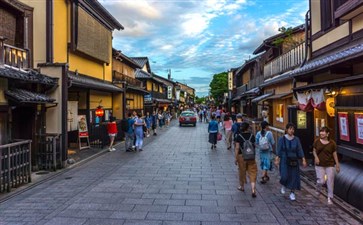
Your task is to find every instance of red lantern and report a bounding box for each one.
[95,106,104,117]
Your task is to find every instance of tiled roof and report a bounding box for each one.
[5,89,55,104]
[68,72,123,92]
[0,66,58,86]
[130,57,149,68]
[135,69,152,79]
[152,74,174,86]
[251,92,274,103]
[291,43,363,77]
[260,71,292,88]
[127,85,150,95]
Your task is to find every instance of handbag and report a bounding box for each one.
[217,132,222,141]
[283,136,299,167]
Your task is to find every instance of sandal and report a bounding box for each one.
[237,186,244,192]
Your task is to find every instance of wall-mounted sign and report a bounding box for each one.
[355,113,363,145]
[167,86,172,99]
[338,112,350,142]
[144,94,152,103]
[228,71,233,91]
[297,110,307,129]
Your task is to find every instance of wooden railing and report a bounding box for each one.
[247,76,264,89]
[0,37,30,69]
[264,42,305,79]
[113,71,142,87]
[0,140,32,193]
[236,84,247,96]
[151,91,166,99]
[37,134,62,171]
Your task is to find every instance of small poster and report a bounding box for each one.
[78,115,89,137]
[355,113,363,144]
[297,110,307,129]
[338,112,350,141]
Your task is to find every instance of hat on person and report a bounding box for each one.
[236,113,243,118]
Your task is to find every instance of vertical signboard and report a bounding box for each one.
[355,113,363,144]
[167,86,172,99]
[228,71,233,91]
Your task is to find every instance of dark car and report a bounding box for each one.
[179,111,197,127]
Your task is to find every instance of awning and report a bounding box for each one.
[68,72,123,93]
[232,95,241,101]
[5,89,56,104]
[251,92,274,103]
[291,43,363,78]
[244,87,260,95]
[127,85,150,95]
[293,74,363,92]
[0,66,58,86]
[265,92,292,100]
[260,71,292,88]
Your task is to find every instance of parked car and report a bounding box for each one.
[179,111,197,127]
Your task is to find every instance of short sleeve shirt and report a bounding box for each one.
[234,132,255,155]
[313,139,337,167]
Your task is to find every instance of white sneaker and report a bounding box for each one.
[289,192,296,201]
[108,148,114,152]
[112,147,116,151]
[327,197,333,205]
[280,186,286,194]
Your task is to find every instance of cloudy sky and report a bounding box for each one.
[101,0,308,97]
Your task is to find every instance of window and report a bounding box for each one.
[321,0,333,31]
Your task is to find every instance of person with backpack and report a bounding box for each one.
[275,123,307,201]
[255,121,275,184]
[124,113,135,152]
[234,122,258,198]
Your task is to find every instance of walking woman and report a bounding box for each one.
[107,116,118,152]
[255,121,275,183]
[134,113,146,151]
[223,115,233,150]
[234,122,258,197]
[208,114,219,149]
[275,123,307,201]
[313,126,340,205]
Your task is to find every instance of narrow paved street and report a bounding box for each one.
[0,122,361,225]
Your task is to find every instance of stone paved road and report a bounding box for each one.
[0,121,361,225]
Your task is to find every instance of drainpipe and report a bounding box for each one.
[293,10,310,99]
[46,0,54,63]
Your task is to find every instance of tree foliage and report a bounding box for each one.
[195,96,206,104]
[209,72,228,105]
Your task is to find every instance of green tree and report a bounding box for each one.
[195,96,206,104]
[209,72,228,105]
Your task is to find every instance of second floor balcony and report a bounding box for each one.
[150,91,166,99]
[0,37,30,69]
[113,71,142,87]
[264,42,305,79]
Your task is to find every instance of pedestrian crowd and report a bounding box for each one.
[205,106,340,205]
[107,109,174,153]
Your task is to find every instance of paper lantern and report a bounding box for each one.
[95,106,104,117]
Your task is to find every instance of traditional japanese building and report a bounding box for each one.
[19,0,123,166]
[112,49,149,117]
[131,57,169,113]
[291,0,363,210]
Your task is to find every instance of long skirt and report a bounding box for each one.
[279,157,301,190]
[208,132,217,144]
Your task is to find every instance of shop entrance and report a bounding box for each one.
[288,106,314,160]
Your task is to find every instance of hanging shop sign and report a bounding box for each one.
[355,113,363,144]
[338,112,350,142]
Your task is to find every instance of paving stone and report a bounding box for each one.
[0,122,361,225]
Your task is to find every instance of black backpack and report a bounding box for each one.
[121,118,129,132]
[239,134,255,160]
